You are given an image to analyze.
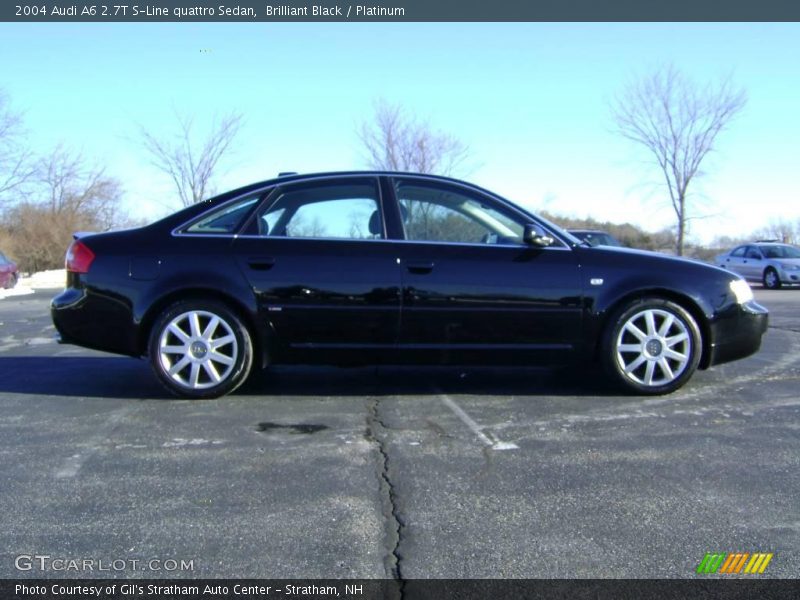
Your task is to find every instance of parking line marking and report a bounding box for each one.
[53,408,133,478]
[55,453,86,478]
[438,393,518,451]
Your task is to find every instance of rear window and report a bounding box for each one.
[185,195,261,234]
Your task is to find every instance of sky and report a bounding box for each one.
[0,22,798,244]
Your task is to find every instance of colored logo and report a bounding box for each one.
[696,552,773,574]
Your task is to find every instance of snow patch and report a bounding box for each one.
[0,287,34,300]
[0,269,65,301]
[24,269,66,289]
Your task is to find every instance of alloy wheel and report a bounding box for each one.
[614,308,692,387]
[157,310,239,390]
[764,269,780,290]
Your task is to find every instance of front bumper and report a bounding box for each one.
[778,268,800,284]
[706,300,769,367]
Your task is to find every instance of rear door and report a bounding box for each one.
[388,176,583,365]
[742,246,765,280]
[720,245,748,278]
[232,176,402,361]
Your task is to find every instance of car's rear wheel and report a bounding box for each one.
[602,298,702,395]
[763,267,781,290]
[148,300,253,399]
[3,273,17,289]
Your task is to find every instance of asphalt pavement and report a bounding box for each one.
[0,287,798,579]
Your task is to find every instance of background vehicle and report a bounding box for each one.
[51,172,768,399]
[569,229,624,247]
[0,251,18,289]
[715,242,800,289]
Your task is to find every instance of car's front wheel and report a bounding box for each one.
[602,298,702,395]
[148,300,254,399]
[763,267,781,290]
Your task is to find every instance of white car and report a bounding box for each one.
[716,242,800,289]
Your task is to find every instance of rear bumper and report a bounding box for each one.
[706,300,769,367]
[51,287,139,356]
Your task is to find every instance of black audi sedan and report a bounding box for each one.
[51,172,768,398]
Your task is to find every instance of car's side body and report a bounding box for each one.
[716,242,800,289]
[51,172,768,398]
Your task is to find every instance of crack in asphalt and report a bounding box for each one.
[365,396,405,598]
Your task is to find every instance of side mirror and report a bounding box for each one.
[523,223,554,247]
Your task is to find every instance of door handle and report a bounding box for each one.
[247,256,276,270]
[406,261,434,274]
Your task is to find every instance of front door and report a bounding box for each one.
[388,177,583,365]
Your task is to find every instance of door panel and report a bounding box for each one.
[233,238,401,353]
[398,243,582,364]
[231,177,402,362]
[387,176,583,365]
[723,246,750,279]
[742,247,764,280]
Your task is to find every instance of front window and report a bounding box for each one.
[394,180,524,245]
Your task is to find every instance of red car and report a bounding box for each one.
[0,251,18,289]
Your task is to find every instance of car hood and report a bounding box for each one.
[577,245,734,279]
[580,244,699,263]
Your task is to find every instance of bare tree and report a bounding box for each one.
[0,147,124,272]
[139,111,243,207]
[358,99,471,176]
[0,90,34,206]
[37,145,122,229]
[754,218,799,244]
[611,66,747,255]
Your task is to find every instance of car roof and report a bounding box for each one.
[151,170,543,234]
[202,170,510,211]
[244,170,482,189]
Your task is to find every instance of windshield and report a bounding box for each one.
[762,245,800,259]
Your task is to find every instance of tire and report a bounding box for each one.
[763,267,781,290]
[4,273,16,289]
[148,300,254,399]
[602,298,702,395]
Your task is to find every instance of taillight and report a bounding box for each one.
[65,240,95,274]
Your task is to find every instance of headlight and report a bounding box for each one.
[729,279,753,304]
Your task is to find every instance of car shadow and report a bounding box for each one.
[0,356,165,398]
[241,364,622,398]
[0,356,621,399]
